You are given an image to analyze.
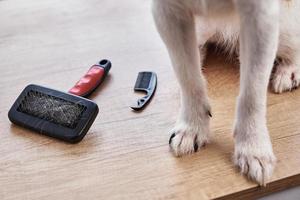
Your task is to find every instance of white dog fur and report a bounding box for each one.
[152,0,300,186]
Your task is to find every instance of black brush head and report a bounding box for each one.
[8,84,99,143]
[18,90,87,129]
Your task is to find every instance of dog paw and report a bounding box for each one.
[271,64,300,93]
[234,140,276,186]
[169,123,209,157]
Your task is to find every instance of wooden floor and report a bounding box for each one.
[1,0,300,199]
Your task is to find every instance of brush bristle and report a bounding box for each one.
[17,90,86,129]
[134,72,152,89]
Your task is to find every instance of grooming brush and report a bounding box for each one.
[8,59,111,143]
[131,71,157,111]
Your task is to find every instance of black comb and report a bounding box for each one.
[131,71,157,111]
[8,84,99,143]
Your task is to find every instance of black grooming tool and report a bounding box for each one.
[131,71,157,111]
[8,59,111,143]
[8,85,99,143]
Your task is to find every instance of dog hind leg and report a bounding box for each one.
[271,53,300,93]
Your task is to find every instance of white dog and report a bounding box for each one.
[152,0,300,186]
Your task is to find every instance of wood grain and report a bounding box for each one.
[0,0,299,199]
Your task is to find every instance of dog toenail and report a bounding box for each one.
[207,110,212,118]
[291,73,295,81]
[169,133,176,144]
[193,135,199,152]
[194,142,199,152]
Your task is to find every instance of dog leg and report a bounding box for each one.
[233,0,279,186]
[152,0,211,156]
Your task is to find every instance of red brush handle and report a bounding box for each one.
[69,60,111,97]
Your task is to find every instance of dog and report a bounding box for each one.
[152,0,300,186]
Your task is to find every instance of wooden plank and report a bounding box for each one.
[0,0,299,199]
[217,174,300,200]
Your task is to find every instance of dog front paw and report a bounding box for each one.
[234,133,276,186]
[169,123,209,157]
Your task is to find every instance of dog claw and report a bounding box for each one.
[169,132,176,144]
[207,110,212,118]
[194,142,199,152]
